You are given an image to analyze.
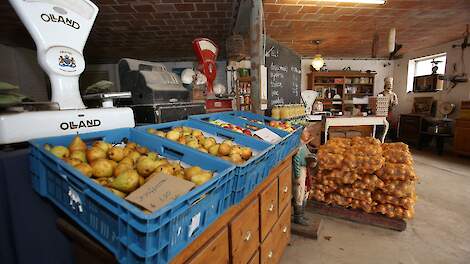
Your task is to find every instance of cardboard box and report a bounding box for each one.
[126,173,195,212]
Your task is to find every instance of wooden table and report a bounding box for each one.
[324,116,389,142]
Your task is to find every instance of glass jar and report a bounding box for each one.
[280,105,289,119]
[272,105,281,119]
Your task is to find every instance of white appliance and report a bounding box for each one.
[1,0,134,144]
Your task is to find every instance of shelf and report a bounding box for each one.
[346,83,374,86]
[313,83,343,85]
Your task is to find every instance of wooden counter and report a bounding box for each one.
[171,152,294,264]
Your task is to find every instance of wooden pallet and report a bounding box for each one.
[307,201,407,232]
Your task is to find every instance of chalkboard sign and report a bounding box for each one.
[265,37,301,108]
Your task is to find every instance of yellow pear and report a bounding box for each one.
[126,142,137,150]
[114,163,133,177]
[240,147,253,160]
[91,158,114,178]
[229,146,241,156]
[155,130,166,137]
[86,147,106,162]
[147,152,158,161]
[139,175,145,186]
[68,135,87,152]
[136,157,157,177]
[166,130,181,141]
[198,147,209,153]
[74,163,92,177]
[192,129,203,137]
[123,147,133,157]
[222,139,233,147]
[107,147,125,162]
[70,150,87,163]
[92,141,110,153]
[208,144,220,156]
[153,159,169,168]
[107,188,127,198]
[111,170,140,193]
[190,171,213,186]
[229,153,243,165]
[64,158,82,167]
[50,146,69,159]
[155,164,174,176]
[147,128,157,134]
[128,151,141,163]
[184,166,202,181]
[186,140,199,149]
[136,146,149,154]
[119,156,134,167]
[218,143,232,156]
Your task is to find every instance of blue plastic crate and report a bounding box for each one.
[190,112,301,167]
[29,128,236,263]
[224,111,303,163]
[134,120,273,204]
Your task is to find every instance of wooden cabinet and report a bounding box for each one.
[187,228,229,264]
[454,119,470,156]
[230,199,260,264]
[399,114,424,146]
[260,179,278,241]
[171,153,294,264]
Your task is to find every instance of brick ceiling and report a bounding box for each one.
[264,0,470,58]
[1,0,469,62]
[0,0,236,63]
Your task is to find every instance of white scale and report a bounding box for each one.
[0,0,134,144]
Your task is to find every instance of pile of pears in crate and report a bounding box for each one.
[146,126,253,165]
[44,136,214,199]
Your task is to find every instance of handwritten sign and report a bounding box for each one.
[126,173,195,212]
[266,37,301,108]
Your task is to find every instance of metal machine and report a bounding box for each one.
[1,0,134,145]
[117,58,206,124]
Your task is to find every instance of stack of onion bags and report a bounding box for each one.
[312,137,417,219]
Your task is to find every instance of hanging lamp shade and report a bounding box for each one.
[311,54,324,71]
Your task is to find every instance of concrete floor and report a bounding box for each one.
[282,150,470,264]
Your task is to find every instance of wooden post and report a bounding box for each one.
[250,0,263,114]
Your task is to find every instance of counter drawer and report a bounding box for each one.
[278,165,291,214]
[247,249,260,264]
[273,205,291,258]
[260,178,279,241]
[186,227,229,264]
[230,198,260,264]
[260,230,277,264]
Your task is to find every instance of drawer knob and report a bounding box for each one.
[283,186,288,193]
[282,226,288,233]
[268,250,273,258]
[244,231,251,241]
[268,203,274,212]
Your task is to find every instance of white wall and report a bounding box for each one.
[392,39,470,121]
[301,58,394,95]
[0,44,48,101]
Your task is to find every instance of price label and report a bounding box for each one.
[254,128,282,144]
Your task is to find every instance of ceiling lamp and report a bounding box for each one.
[316,0,386,4]
[311,40,324,71]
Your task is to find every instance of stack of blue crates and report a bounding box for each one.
[28,111,301,263]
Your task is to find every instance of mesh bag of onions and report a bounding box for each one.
[312,138,417,220]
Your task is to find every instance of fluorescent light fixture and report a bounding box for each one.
[316,0,386,4]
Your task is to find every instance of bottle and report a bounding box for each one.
[272,106,280,119]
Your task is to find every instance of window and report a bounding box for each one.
[406,53,447,92]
